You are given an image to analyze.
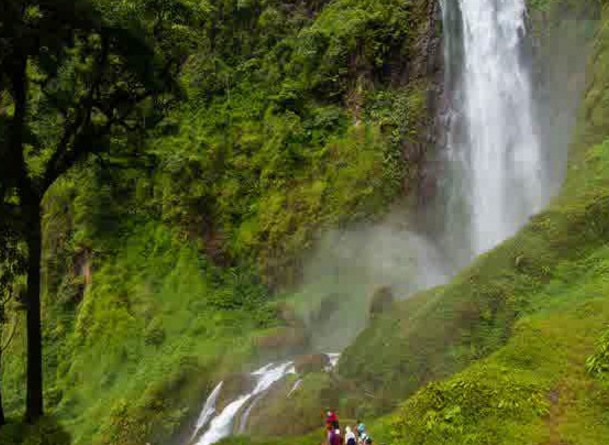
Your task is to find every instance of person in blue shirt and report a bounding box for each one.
[357,420,366,438]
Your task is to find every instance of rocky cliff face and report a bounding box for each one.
[401,0,446,200]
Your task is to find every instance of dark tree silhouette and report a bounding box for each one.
[0,0,182,422]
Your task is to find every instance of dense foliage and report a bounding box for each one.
[153,0,432,286]
[1,0,434,442]
[8,0,609,444]
[586,328,609,380]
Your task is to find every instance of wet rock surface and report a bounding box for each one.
[243,373,337,437]
[294,353,331,375]
[369,286,395,317]
[216,373,254,411]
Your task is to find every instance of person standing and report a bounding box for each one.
[356,420,366,438]
[326,426,334,445]
[326,409,340,430]
[345,426,357,445]
[331,428,343,445]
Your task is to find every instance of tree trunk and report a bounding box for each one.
[24,196,43,423]
[0,338,5,427]
[7,45,43,424]
[0,382,5,426]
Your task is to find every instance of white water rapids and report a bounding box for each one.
[190,361,296,445]
[188,355,341,445]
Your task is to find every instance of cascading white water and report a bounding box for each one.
[191,362,296,445]
[189,382,224,441]
[189,354,341,445]
[436,0,545,262]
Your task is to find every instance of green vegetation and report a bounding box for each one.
[1,0,185,424]
[1,0,436,443]
[334,2,609,443]
[389,260,609,444]
[209,0,609,444]
[155,0,435,286]
[4,0,609,443]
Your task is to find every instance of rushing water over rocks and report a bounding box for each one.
[190,362,296,445]
[189,355,340,445]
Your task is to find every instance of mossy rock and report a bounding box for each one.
[294,353,331,375]
[369,286,394,317]
[217,373,255,412]
[253,327,309,357]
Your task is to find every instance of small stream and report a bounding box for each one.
[189,354,339,445]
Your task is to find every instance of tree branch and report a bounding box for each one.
[0,318,18,353]
[8,55,32,197]
[42,36,110,193]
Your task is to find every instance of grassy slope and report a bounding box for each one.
[389,276,609,444]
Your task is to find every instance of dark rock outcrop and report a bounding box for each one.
[369,286,395,317]
[216,373,255,412]
[294,353,331,374]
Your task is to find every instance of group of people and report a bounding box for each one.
[325,411,372,445]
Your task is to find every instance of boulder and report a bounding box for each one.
[369,286,394,317]
[216,373,255,411]
[311,294,340,324]
[253,326,309,355]
[294,353,331,375]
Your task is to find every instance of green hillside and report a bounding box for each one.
[337,1,609,443]
[3,0,609,444]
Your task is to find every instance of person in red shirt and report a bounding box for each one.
[325,409,339,430]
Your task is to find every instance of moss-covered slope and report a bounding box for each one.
[339,0,609,425]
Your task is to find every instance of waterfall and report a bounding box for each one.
[432,0,547,266]
[190,362,296,445]
[189,354,341,445]
[189,382,224,441]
